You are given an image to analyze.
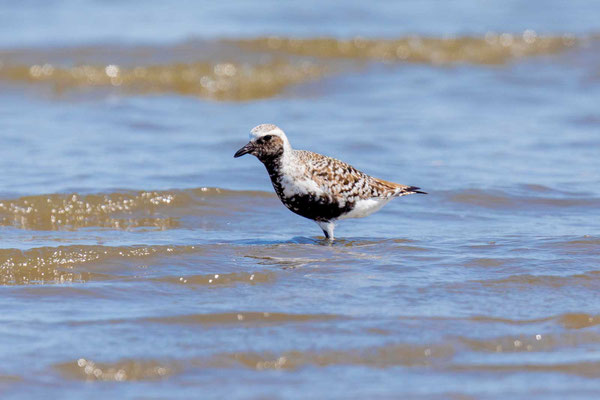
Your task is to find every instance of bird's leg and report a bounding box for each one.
[316,221,335,240]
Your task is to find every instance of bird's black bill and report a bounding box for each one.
[406,186,428,194]
[234,142,254,158]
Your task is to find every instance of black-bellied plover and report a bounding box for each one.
[234,124,426,239]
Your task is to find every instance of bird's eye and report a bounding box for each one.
[263,135,272,141]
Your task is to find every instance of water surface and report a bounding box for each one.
[1,1,600,399]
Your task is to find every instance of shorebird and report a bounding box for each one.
[234,124,426,239]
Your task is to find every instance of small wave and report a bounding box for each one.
[0,187,271,231]
[55,358,174,382]
[461,329,600,354]
[52,311,600,381]
[451,361,600,377]
[0,191,178,230]
[213,343,453,370]
[0,242,284,286]
[55,343,453,380]
[0,244,198,285]
[141,311,340,325]
[558,313,600,330]
[230,33,578,64]
[0,33,583,100]
[468,315,552,325]
[446,189,600,210]
[405,313,600,330]
[463,257,515,267]
[245,254,331,269]
[57,351,600,380]
[0,60,328,101]
[541,236,600,253]
[152,271,276,286]
[473,272,600,289]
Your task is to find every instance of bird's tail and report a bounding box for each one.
[374,177,427,196]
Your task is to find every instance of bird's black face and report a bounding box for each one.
[234,135,284,162]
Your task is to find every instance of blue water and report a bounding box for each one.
[1,1,600,399]
[2,0,600,47]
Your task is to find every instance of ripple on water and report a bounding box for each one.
[0,244,196,285]
[55,358,174,382]
[473,272,600,289]
[0,244,278,286]
[230,33,579,64]
[461,331,600,353]
[0,187,274,231]
[54,331,600,378]
[54,342,454,380]
[558,313,600,330]
[450,361,600,378]
[140,312,341,325]
[446,189,600,211]
[0,33,584,101]
[151,271,276,286]
[48,309,600,385]
[0,60,329,101]
[541,236,600,255]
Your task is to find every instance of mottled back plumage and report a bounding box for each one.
[294,150,421,200]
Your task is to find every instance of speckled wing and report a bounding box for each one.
[294,150,422,200]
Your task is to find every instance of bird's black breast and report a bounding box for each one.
[265,170,353,222]
[262,156,355,221]
[279,192,354,222]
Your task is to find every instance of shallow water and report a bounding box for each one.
[1,1,600,399]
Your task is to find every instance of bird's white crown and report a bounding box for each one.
[250,124,292,152]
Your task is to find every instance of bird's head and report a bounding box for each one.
[234,124,292,161]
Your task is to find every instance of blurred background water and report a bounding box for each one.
[1,1,599,399]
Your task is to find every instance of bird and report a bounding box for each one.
[234,124,426,240]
